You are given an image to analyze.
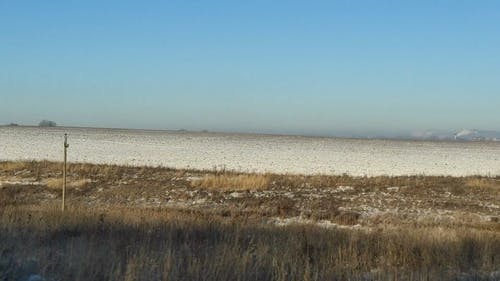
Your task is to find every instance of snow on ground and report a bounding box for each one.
[1,126,500,176]
[271,217,363,230]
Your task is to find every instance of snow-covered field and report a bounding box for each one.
[1,126,500,176]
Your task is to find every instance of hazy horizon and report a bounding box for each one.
[4,121,500,141]
[2,1,500,136]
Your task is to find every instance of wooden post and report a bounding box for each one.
[62,134,69,211]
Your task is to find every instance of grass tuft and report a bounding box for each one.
[0,161,29,171]
[465,177,500,190]
[191,174,271,190]
[44,178,92,190]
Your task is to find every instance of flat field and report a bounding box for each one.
[2,126,500,176]
[1,161,499,280]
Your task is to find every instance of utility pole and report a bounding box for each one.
[62,134,69,211]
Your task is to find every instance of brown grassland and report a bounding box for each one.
[0,161,499,280]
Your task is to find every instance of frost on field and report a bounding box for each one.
[1,126,500,177]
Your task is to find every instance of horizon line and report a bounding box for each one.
[2,123,498,143]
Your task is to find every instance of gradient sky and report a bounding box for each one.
[1,1,499,136]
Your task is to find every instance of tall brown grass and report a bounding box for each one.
[466,177,500,190]
[1,161,500,280]
[3,160,499,193]
[0,205,499,281]
[0,160,151,180]
[191,174,271,190]
[0,161,31,172]
[44,178,92,190]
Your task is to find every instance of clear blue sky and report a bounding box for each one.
[1,1,499,136]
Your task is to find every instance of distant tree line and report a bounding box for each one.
[3,120,58,127]
[38,120,57,127]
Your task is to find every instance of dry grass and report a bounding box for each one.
[44,178,92,190]
[1,161,500,280]
[191,174,271,190]
[0,205,499,281]
[466,177,500,190]
[0,161,29,171]
[1,161,499,228]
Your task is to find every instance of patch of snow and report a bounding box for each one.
[229,192,245,198]
[336,186,354,192]
[27,274,43,281]
[184,176,202,181]
[0,180,43,187]
[271,217,363,230]
[490,271,500,279]
[192,198,207,205]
